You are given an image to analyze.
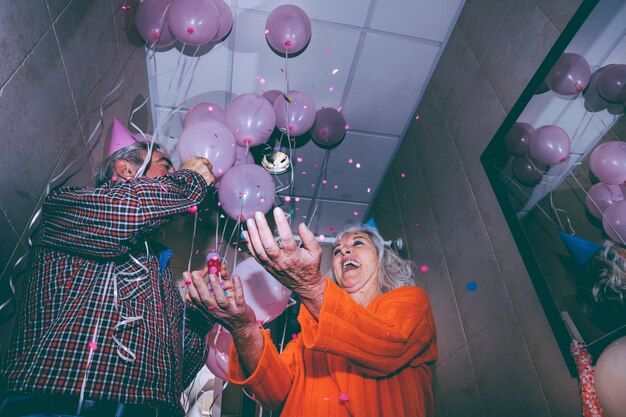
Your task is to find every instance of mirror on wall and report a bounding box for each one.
[482,0,626,372]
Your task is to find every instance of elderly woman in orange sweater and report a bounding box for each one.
[186,207,438,416]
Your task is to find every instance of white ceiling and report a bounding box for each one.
[148,0,465,235]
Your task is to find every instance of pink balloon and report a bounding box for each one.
[168,0,219,46]
[183,102,225,128]
[545,53,591,95]
[234,145,254,166]
[265,4,311,55]
[311,108,347,147]
[212,0,233,41]
[262,90,282,106]
[590,141,626,185]
[586,182,626,220]
[594,336,626,417]
[596,64,626,102]
[273,90,316,136]
[217,164,275,221]
[225,93,276,147]
[603,200,626,245]
[177,120,236,177]
[205,325,231,380]
[505,122,534,156]
[232,257,291,323]
[135,0,177,47]
[511,156,547,186]
[529,125,570,164]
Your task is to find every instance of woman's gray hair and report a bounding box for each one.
[333,224,415,293]
[589,240,626,303]
[93,142,161,187]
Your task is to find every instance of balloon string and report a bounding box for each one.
[77,262,115,414]
[304,151,331,232]
[187,212,199,272]
[491,163,559,227]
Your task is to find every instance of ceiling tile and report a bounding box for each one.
[342,32,440,136]
[285,198,369,236]
[370,0,464,41]
[317,132,398,203]
[152,42,232,108]
[235,0,372,27]
[231,9,361,110]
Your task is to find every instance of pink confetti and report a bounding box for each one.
[292,333,298,339]
[344,124,350,129]
[111,175,118,181]
[295,197,300,202]
[88,342,98,350]
[333,185,339,189]
[184,279,192,286]
[415,115,420,120]
[367,187,371,193]
[386,330,390,337]
[332,68,339,75]
[260,78,266,84]
[208,106,214,111]
[328,227,334,232]
[187,206,198,213]
[256,75,260,80]
[339,392,350,402]
[264,29,269,34]
[322,179,328,184]
[314,163,319,168]
[322,397,330,401]
[353,211,359,216]
[319,234,325,239]
[327,47,331,52]
[122,5,131,11]
[297,157,303,163]
[285,196,292,202]
[348,158,353,164]
[195,249,199,255]
[415,223,420,227]
[420,265,429,272]
[302,171,306,175]
[401,173,406,178]
[329,86,334,92]
[355,163,361,168]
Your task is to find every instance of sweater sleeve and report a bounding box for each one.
[228,329,299,411]
[299,278,437,377]
[39,170,208,258]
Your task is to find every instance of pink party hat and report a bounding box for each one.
[107,118,138,156]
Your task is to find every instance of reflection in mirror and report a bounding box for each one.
[483,0,626,370]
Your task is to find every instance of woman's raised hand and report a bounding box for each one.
[244,207,326,316]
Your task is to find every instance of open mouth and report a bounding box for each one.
[343,259,361,272]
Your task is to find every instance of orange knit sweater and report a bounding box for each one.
[229,278,438,416]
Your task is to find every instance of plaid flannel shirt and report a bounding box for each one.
[1,169,214,416]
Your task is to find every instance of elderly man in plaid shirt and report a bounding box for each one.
[1,142,219,417]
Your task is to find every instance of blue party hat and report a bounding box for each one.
[364,218,378,229]
[558,232,603,265]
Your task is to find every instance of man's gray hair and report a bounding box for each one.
[333,224,415,293]
[93,142,161,187]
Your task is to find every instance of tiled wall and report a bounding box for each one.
[0,0,150,349]
[369,0,586,416]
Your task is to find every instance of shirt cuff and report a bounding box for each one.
[228,329,273,385]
